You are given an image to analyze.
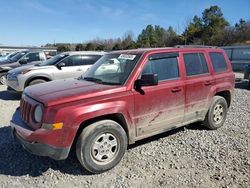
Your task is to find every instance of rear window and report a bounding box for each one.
[183,53,209,76]
[209,52,228,72]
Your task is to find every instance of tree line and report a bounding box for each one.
[44,5,250,52]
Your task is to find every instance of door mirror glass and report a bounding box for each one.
[57,62,66,69]
[19,58,28,64]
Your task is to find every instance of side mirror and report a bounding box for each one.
[19,58,28,64]
[135,73,158,93]
[57,62,66,70]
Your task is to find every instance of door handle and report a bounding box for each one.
[76,69,83,71]
[171,87,182,93]
[204,80,214,86]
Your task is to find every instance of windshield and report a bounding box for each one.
[39,54,68,66]
[81,53,142,85]
[8,52,19,59]
[9,51,28,62]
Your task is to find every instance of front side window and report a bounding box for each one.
[142,53,179,81]
[81,53,142,85]
[25,52,40,62]
[60,55,81,66]
[209,52,228,73]
[183,53,209,76]
[39,54,68,66]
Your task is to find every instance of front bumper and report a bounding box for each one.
[6,74,23,92]
[10,109,70,160]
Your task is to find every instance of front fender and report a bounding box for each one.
[44,97,135,147]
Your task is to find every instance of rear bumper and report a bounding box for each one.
[10,109,70,160]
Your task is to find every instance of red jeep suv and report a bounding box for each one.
[10,47,235,173]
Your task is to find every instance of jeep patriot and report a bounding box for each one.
[10,47,235,173]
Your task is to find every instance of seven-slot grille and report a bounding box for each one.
[20,98,33,124]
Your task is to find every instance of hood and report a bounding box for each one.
[8,64,34,74]
[0,61,19,70]
[25,78,124,106]
[8,64,55,74]
[0,59,12,65]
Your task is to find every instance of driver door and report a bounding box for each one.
[133,52,185,139]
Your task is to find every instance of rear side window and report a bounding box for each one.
[209,52,228,72]
[183,53,209,76]
[142,53,179,81]
[81,55,101,65]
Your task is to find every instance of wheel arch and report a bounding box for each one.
[215,90,231,108]
[72,113,131,150]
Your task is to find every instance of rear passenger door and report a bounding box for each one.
[133,52,185,139]
[181,51,215,124]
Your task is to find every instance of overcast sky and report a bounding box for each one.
[0,0,249,46]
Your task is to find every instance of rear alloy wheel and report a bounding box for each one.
[0,74,7,85]
[203,96,228,130]
[76,120,127,174]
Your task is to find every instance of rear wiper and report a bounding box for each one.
[83,77,103,84]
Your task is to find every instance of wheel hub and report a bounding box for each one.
[91,133,118,164]
[213,104,224,124]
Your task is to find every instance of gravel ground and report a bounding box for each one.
[0,73,249,188]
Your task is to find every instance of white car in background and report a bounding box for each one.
[6,51,105,92]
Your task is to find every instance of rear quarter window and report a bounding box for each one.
[209,52,228,73]
[183,53,209,76]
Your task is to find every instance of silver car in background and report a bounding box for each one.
[6,51,105,92]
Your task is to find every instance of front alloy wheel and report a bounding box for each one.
[91,133,119,164]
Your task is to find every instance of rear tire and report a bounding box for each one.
[76,120,127,174]
[203,96,228,130]
[28,79,47,86]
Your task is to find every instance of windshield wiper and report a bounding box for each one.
[82,77,120,85]
[83,77,103,84]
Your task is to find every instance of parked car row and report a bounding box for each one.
[0,50,53,84]
[6,51,105,92]
[9,47,235,174]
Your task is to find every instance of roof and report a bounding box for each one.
[109,47,223,55]
[61,51,106,55]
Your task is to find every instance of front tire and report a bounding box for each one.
[0,73,7,85]
[28,79,47,86]
[203,96,228,130]
[76,120,127,174]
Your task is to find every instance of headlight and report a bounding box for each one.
[21,69,31,75]
[34,105,43,123]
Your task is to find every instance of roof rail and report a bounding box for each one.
[175,45,217,48]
